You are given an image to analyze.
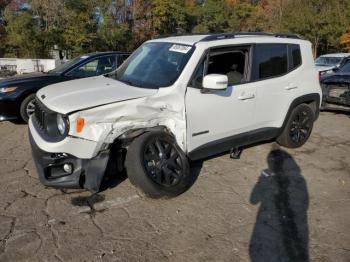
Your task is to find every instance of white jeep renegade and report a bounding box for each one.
[29,33,321,198]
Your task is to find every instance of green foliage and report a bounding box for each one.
[191,0,254,33]
[4,10,47,57]
[0,0,349,58]
[152,0,188,34]
[97,18,131,51]
[282,0,350,56]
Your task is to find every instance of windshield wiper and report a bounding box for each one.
[118,78,141,87]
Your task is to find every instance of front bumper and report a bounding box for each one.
[321,83,350,108]
[0,97,19,121]
[29,132,110,191]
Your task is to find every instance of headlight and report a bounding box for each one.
[56,114,68,135]
[0,87,17,93]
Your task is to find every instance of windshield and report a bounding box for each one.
[338,60,350,73]
[111,42,194,88]
[315,56,342,67]
[49,56,88,73]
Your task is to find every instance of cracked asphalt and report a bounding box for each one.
[0,111,349,262]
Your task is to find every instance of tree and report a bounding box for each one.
[1,0,350,59]
[59,7,97,57]
[152,0,188,35]
[191,0,254,33]
[283,0,350,57]
[132,0,153,46]
[341,28,350,51]
[247,0,290,32]
[31,0,65,31]
[97,17,131,51]
[4,9,46,57]
[0,0,10,56]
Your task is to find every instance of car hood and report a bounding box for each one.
[315,65,335,72]
[0,72,55,86]
[37,76,158,114]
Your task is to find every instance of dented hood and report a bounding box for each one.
[36,76,158,114]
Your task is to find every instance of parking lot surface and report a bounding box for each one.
[0,111,349,261]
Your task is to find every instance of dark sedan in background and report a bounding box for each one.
[321,57,350,111]
[0,51,130,122]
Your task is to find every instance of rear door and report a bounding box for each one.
[251,44,303,128]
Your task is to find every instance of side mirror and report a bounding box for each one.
[202,74,228,91]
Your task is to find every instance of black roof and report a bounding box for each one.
[200,32,302,42]
[156,32,302,42]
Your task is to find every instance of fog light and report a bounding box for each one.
[63,163,73,174]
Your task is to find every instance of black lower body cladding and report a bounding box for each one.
[29,132,110,192]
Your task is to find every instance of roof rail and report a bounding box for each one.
[154,33,209,39]
[200,32,302,42]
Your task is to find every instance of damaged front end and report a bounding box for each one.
[29,89,187,192]
[28,40,197,192]
[321,75,350,110]
[29,132,110,191]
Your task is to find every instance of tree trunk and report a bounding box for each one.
[313,37,319,58]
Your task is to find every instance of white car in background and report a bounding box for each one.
[315,53,350,74]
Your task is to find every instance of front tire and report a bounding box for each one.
[125,131,193,198]
[277,104,314,148]
[20,94,36,123]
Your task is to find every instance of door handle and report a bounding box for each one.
[285,85,298,90]
[238,93,255,100]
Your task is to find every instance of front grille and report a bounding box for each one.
[34,98,48,132]
[32,98,68,142]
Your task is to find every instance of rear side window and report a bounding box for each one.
[289,44,302,69]
[254,44,288,80]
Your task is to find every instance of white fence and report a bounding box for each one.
[0,58,59,74]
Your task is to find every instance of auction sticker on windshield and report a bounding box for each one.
[169,44,192,54]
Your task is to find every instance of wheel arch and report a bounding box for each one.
[115,125,176,148]
[280,93,320,135]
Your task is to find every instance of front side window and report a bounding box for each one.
[67,56,116,78]
[254,44,288,80]
[49,56,86,74]
[191,47,249,88]
[113,42,194,88]
[208,50,246,85]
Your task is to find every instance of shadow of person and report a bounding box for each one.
[249,149,309,262]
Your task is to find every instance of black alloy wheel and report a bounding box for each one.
[277,103,314,148]
[289,109,312,144]
[143,138,183,187]
[125,131,192,198]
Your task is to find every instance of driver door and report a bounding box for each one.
[185,45,257,159]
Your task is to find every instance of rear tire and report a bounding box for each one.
[20,94,36,123]
[277,104,314,148]
[125,131,193,198]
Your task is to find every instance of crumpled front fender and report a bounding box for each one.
[68,91,187,157]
